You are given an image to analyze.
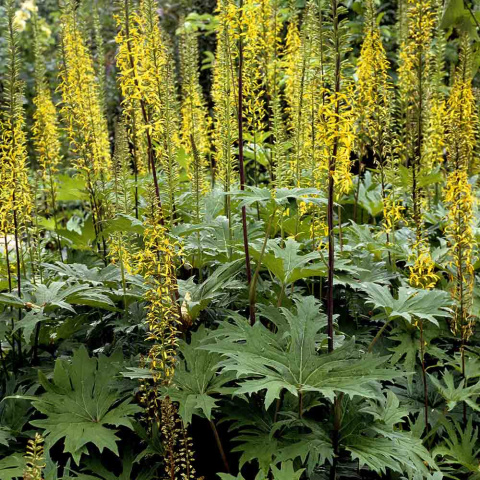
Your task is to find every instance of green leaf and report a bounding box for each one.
[275,426,333,474]
[42,263,123,287]
[361,390,410,428]
[14,309,48,341]
[217,474,247,480]
[56,217,97,250]
[166,326,235,424]
[9,281,118,339]
[346,429,435,476]
[66,289,117,310]
[0,427,13,447]
[0,293,25,308]
[26,347,141,464]
[101,214,145,237]
[441,0,479,40]
[232,430,281,473]
[442,0,466,27]
[434,418,480,476]
[179,259,244,320]
[0,454,25,480]
[270,461,304,480]
[362,284,452,326]
[250,238,325,286]
[56,174,88,202]
[228,186,323,208]
[204,296,400,409]
[345,172,384,217]
[430,370,480,412]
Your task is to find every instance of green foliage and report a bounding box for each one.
[345,393,437,476]
[1,0,480,478]
[430,370,480,412]
[218,461,304,480]
[12,347,141,465]
[250,239,327,287]
[164,326,235,424]
[205,296,399,409]
[362,284,452,326]
[434,418,480,479]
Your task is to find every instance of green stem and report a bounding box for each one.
[249,206,277,325]
[368,318,392,353]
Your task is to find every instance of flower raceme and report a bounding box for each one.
[444,169,475,340]
[212,0,239,196]
[179,21,211,202]
[59,2,111,180]
[444,37,477,341]
[32,12,61,217]
[0,0,32,237]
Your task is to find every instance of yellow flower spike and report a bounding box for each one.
[179,20,211,205]
[32,11,61,210]
[283,3,325,189]
[212,0,239,197]
[355,0,396,215]
[59,1,111,180]
[408,237,439,290]
[116,0,181,223]
[443,36,477,341]
[23,433,45,480]
[0,0,32,238]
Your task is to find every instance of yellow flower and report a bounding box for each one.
[32,14,61,216]
[212,0,239,193]
[397,0,437,169]
[315,88,355,196]
[0,0,32,237]
[114,4,148,175]
[23,433,45,480]
[117,0,181,223]
[445,36,477,174]
[59,1,111,180]
[409,237,438,290]
[355,0,393,159]
[444,170,475,339]
[383,194,405,235]
[283,4,324,189]
[179,21,211,203]
[137,206,183,388]
[443,39,477,340]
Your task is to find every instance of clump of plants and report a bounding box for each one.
[0,0,479,478]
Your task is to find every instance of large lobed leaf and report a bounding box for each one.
[17,347,141,465]
[165,326,236,424]
[204,296,400,409]
[361,284,452,326]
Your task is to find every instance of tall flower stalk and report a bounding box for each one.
[241,0,268,189]
[212,0,239,225]
[397,0,437,269]
[32,10,63,261]
[237,0,253,322]
[59,0,111,257]
[0,0,33,367]
[355,0,395,244]
[115,0,164,222]
[444,35,477,424]
[397,0,439,433]
[179,21,211,222]
[321,0,354,476]
[138,192,198,479]
[109,120,136,311]
[115,0,149,219]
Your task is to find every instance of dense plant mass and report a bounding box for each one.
[1,0,480,478]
